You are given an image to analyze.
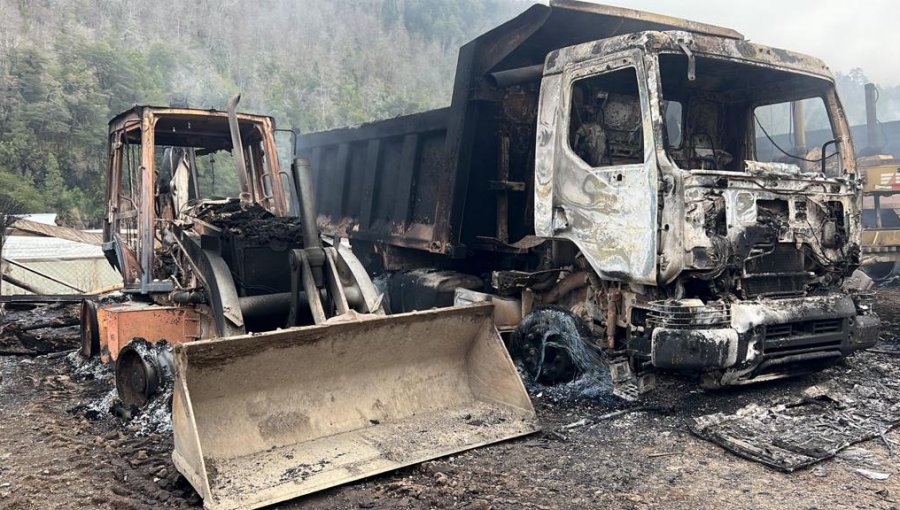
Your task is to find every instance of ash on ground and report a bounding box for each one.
[0,302,80,355]
[66,351,173,437]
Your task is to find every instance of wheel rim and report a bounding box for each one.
[115,345,159,408]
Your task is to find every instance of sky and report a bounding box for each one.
[601,0,900,86]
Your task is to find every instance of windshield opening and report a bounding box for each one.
[657,53,841,176]
[150,116,274,214]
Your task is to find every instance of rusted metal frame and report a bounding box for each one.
[289,249,327,325]
[393,134,420,226]
[108,124,144,260]
[226,95,253,203]
[140,112,157,293]
[173,231,245,336]
[348,230,436,252]
[261,117,290,217]
[0,294,97,303]
[359,139,382,229]
[119,106,275,126]
[104,130,119,245]
[245,142,263,208]
[187,217,223,237]
[606,287,621,349]
[253,137,288,216]
[324,248,350,315]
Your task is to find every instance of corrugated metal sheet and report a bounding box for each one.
[8,219,103,245]
[2,236,105,261]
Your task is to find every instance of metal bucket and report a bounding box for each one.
[171,303,538,510]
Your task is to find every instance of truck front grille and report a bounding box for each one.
[646,300,730,329]
[762,318,846,357]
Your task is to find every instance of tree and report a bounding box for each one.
[0,0,525,227]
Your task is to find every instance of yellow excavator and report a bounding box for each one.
[83,96,537,509]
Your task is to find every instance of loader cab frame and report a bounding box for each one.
[103,107,289,294]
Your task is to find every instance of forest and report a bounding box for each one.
[0,0,897,226]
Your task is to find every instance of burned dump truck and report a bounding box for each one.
[90,98,538,509]
[301,0,879,395]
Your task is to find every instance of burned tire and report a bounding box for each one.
[862,262,898,282]
[115,339,173,408]
[509,307,592,384]
[80,300,100,358]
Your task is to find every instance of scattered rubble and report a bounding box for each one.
[0,302,80,355]
[691,356,900,471]
[64,350,174,437]
[1,290,899,508]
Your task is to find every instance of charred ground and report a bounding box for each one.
[0,291,899,510]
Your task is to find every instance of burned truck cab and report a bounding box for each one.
[535,30,879,385]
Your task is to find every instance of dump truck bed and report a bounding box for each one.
[298,0,742,260]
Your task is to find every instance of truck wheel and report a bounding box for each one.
[861,262,898,282]
[80,300,100,358]
[510,307,590,384]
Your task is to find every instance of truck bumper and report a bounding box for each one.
[650,294,879,374]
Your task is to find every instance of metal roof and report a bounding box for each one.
[2,236,106,261]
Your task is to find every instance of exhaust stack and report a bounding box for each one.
[865,83,881,153]
[226,94,253,203]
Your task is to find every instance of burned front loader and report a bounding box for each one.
[89,99,537,509]
[94,98,381,386]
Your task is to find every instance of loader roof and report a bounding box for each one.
[107,106,276,149]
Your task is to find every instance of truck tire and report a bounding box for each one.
[509,307,592,384]
[861,262,898,283]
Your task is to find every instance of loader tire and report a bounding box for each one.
[115,339,173,409]
[510,307,590,385]
[80,300,100,358]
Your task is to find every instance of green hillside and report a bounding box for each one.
[0,0,522,224]
[0,1,895,225]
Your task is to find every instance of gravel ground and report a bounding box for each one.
[1,290,898,510]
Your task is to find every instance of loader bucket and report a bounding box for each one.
[171,303,538,510]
